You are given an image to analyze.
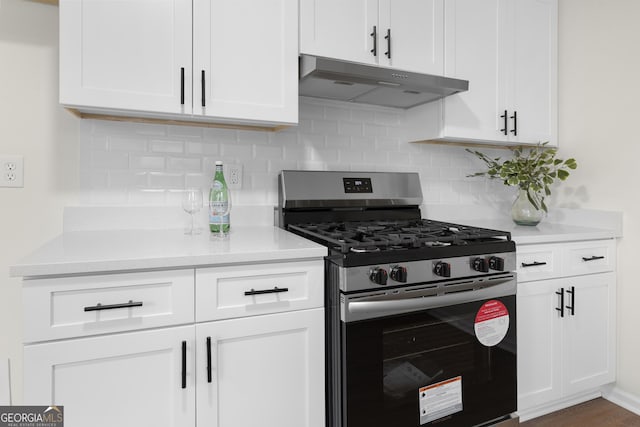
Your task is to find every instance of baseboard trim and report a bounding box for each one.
[517,390,602,422]
[603,386,640,416]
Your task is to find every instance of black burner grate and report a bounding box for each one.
[288,219,512,254]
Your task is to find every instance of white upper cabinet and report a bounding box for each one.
[60,0,192,115]
[299,0,444,75]
[379,0,444,74]
[193,0,298,125]
[405,0,557,146]
[299,0,378,66]
[60,0,298,127]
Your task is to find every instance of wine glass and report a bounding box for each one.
[182,189,203,235]
[210,190,231,239]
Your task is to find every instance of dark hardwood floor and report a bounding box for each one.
[521,398,640,426]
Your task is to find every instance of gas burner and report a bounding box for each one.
[350,246,381,253]
[424,241,451,247]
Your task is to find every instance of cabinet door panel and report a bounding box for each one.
[511,0,558,145]
[196,309,324,427]
[193,0,298,124]
[563,273,616,395]
[299,0,378,65]
[380,0,443,74]
[24,326,195,427]
[60,0,192,114]
[517,279,562,411]
[441,0,507,142]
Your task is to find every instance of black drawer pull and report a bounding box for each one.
[370,26,377,57]
[244,287,289,296]
[582,255,605,262]
[521,261,547,268]
[565,286,575,316]
[180,67,185,105]
[201,70,206,107]
[84,300,143,312]
[206,336,213,383]
[555,288,564,318]
[181,340,187,389]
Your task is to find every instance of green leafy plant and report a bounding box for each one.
[466,143,577,212]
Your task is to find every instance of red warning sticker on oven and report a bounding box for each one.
[474,300,509,347]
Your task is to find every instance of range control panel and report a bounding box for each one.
[343,177,373,193]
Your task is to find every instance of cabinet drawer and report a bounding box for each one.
[562,239,616,276]
[23,270,195,343]
[196,260,324,322]
[516,243,562,282]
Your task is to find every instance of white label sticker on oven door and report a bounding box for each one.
[418,376,463,425]
[474,300,510,347]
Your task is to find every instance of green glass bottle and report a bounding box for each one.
[209,161,230,234]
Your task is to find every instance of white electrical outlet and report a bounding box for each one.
[1,155,24,188]
[226,164,243,189]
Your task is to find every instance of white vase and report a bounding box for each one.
[511,189,544,226]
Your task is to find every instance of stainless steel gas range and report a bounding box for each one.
[278,171,518,427]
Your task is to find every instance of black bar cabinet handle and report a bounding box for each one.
[566,286,575,316]
[521,261,547,268]
[84,300,143,312]
[582,255,605,262]
[244,286,289,296]
[500,110,508,135]
[555,288,565,318]
[510,111,518,135]
[370,26,377,57]
[201,70,206,107]
[384,28,391,58]
[180,67,185,105]
[181,341,187,389]
[206,337,212,383]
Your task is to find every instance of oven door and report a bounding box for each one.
[339,276,517,427]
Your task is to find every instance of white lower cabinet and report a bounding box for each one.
[24,326,196,427]
[22,261,325,427]
[516,239,616,418]
[195,309,325,427]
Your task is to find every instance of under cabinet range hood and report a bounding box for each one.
[298,54,469,109]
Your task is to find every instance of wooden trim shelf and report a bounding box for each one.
[66,108,290,133]
[27,0,58,5]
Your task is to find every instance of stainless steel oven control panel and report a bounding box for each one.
[338,252,517,293]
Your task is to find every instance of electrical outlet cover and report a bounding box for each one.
[225,164,243,189]
[0,155,24,188]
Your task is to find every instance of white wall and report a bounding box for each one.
[3,0,640,406]
[558,0,640,398]
[0,0,79,402]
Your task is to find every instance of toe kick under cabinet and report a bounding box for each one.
[516,238,616,419]
[22,260,325,427]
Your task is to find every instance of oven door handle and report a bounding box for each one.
[344,277,516,322]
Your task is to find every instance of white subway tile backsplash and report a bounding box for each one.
[167,157,201,172]
[149,172,184,188]
[79,98,510,213]
[130,155,166,170]
[221,143,252,159]
[91,151,129,169]
[149,140,185,154]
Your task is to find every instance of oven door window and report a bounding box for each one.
[342,296,516,427]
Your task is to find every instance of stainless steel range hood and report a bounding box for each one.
[299,54,469,109]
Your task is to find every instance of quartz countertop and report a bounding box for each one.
[10,226,327,278]
[468,219,618,245]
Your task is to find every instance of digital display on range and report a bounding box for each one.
[343,177,373,193]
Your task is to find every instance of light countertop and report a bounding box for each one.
[10,226,327,278]
[468,219,618,245]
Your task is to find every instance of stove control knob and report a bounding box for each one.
[390,266,408,283]
[489,256,505,271]
[472,258,489,273]
[369,267,388,285]
[434,261,451,278]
